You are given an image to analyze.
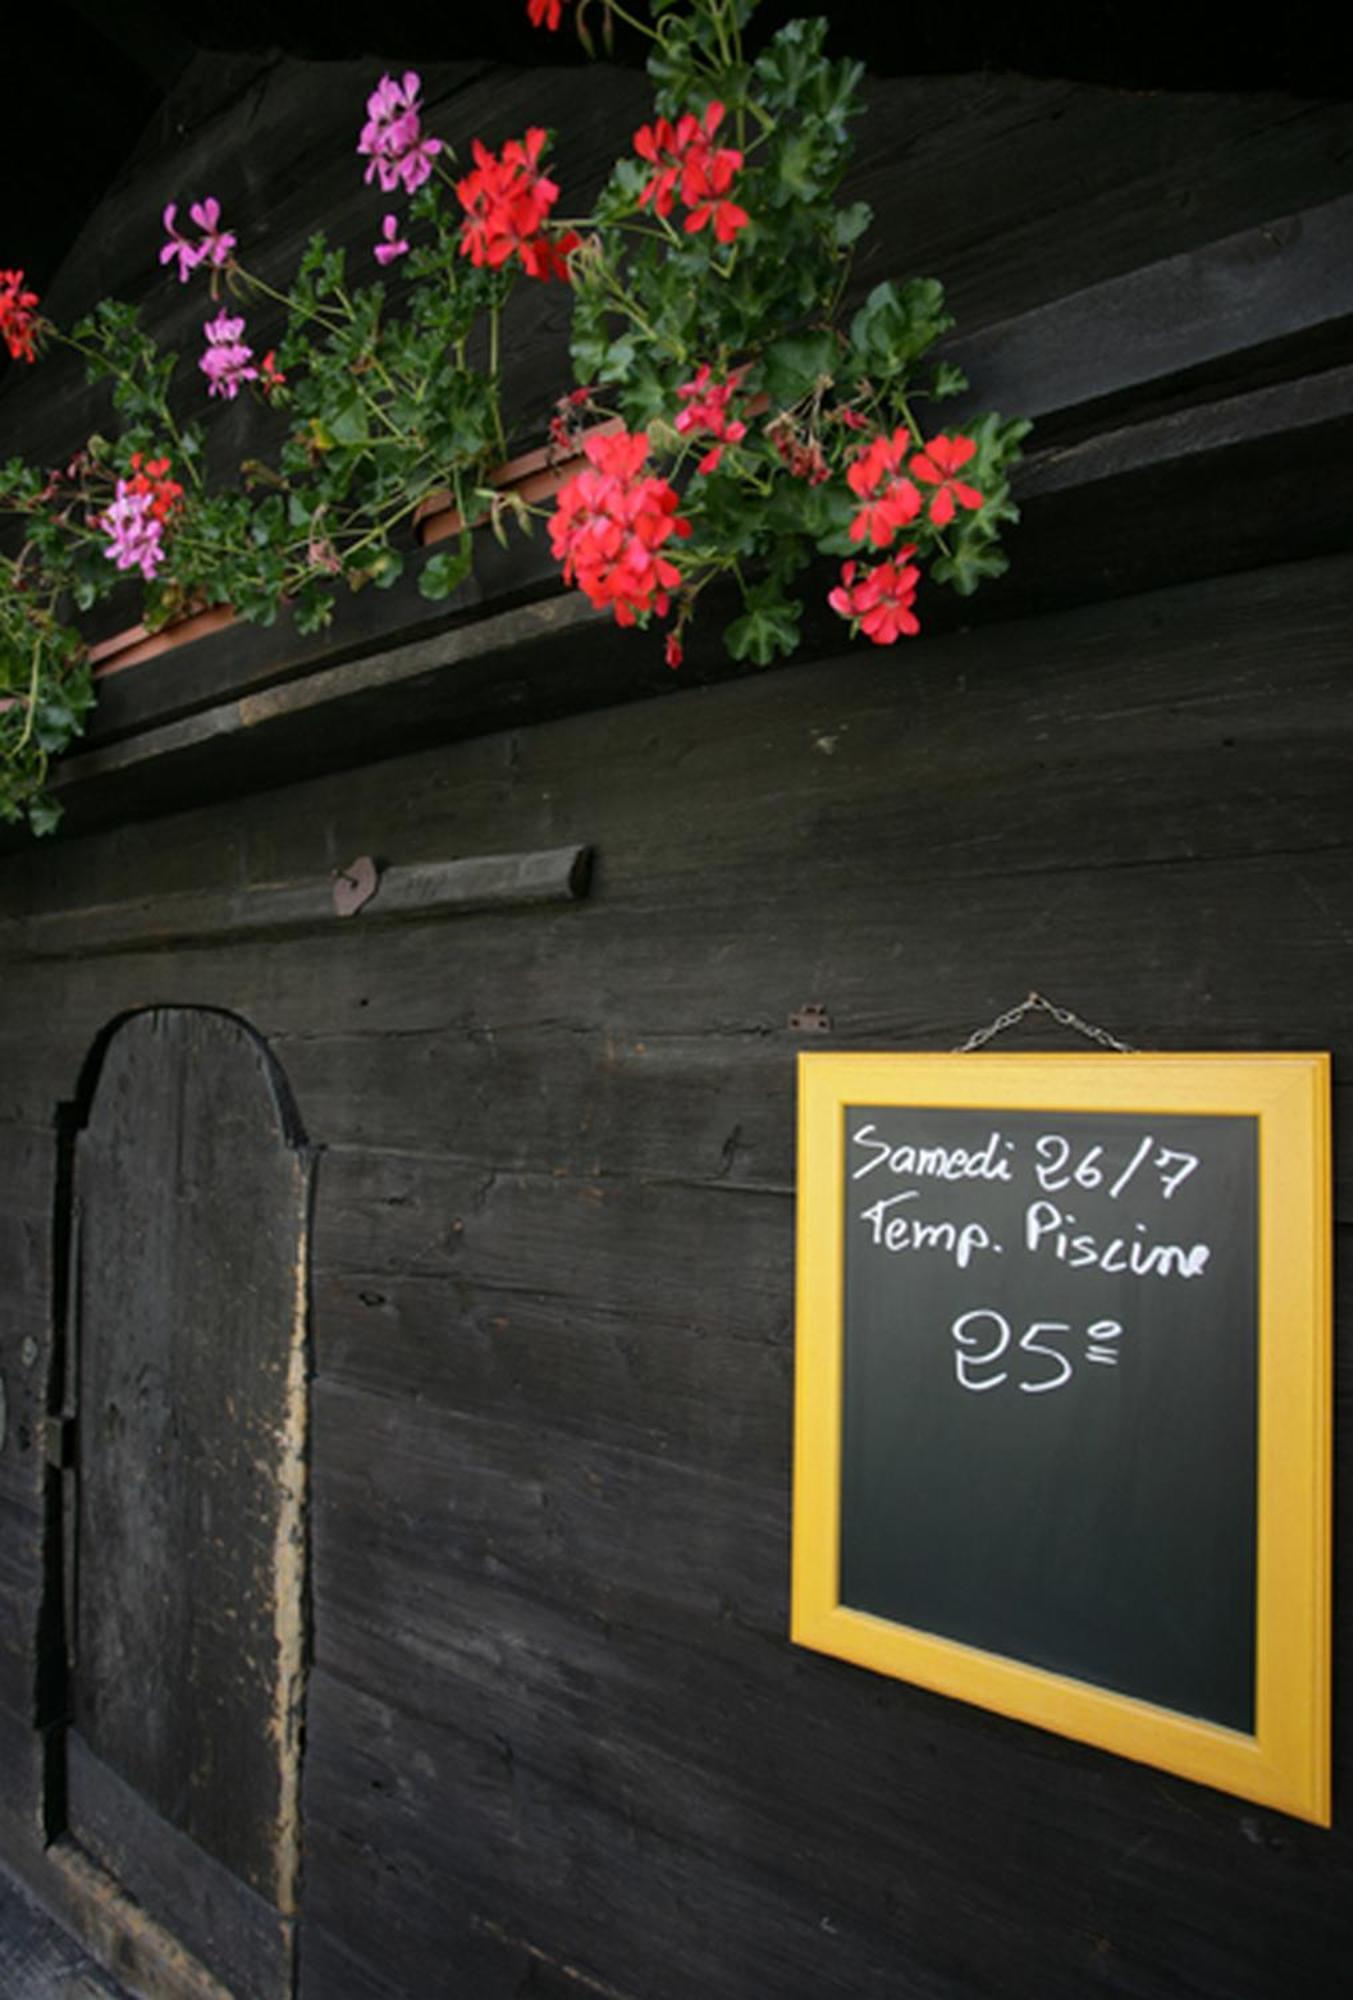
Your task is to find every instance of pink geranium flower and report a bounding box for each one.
[374,215,410,265]
[198,308,258,399]
[99,481,166,581]
[358,72,442,196]
[160,199,236,282]
[188,197,236,268]
[160,204,203,283]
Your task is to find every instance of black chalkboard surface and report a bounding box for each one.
[839,1105,1258,1730]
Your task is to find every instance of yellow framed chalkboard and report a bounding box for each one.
[792,1052,1331,1824]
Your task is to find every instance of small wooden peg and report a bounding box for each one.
[332,855,380,917]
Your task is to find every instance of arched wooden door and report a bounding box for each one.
[63,1009,313,1999]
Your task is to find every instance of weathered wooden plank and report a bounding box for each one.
[66,1739,293,2000]
[845,81,1353,335]
[44,588,612,826]
[0,1328,48,1516]
[989,389,1353,619]
[951,191,1353,425]
[297,1653,1352,2000]
[19,1838,237,2000]
[0,1700,46,1852]
[0,844,591,961]
[0,1497,42,1722]
[0,1210,49,1325]
[299,1666,962,2000]
[0,1128,55,1514]
[312,1148,789,1290]
[309,1375,787,1671]
[121,548,1353,903]
[0,1859,127,2000]
[0,1123,56,1214]
[296,1922,421,2000]
[1018,363,1353,498]
[311,1161,791,1479]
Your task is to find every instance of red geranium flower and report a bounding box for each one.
[550,429,691,627]
[910,433,983,527]
[828,551,922,644]
[0,269,41,364]
[457,128,576,283]
[675,363,747,474]
[846,429,922,548]
[633,115,684,219]
[633,102,749,245]
[125,451,185,523]
[527,0,566,25]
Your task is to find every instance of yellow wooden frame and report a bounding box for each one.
[792,1051,1331,1824]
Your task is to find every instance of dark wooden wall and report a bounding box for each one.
[0,41,1351,2000]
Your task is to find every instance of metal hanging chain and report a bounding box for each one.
[952,990,1136,1054]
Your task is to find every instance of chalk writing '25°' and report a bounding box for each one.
[952,1310,1124,1394]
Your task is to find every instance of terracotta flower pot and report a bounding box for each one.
[87,602,236,678]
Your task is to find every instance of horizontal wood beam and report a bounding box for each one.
[0,845,592,962]
[950,191,1353,424]
[1018,360,1353,498]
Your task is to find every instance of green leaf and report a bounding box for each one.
[725,588,801,666]
[850,279,954,381]
[930,541,1010,595]
[27,796,62,837]
[762,331,836,407]
[755,16,830,106]
[832,201,872,250]
[418,540,473,602]
[328,388,370,447]
[774,132,824,204]
[598,335,639,386]
[293,583,335,636]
